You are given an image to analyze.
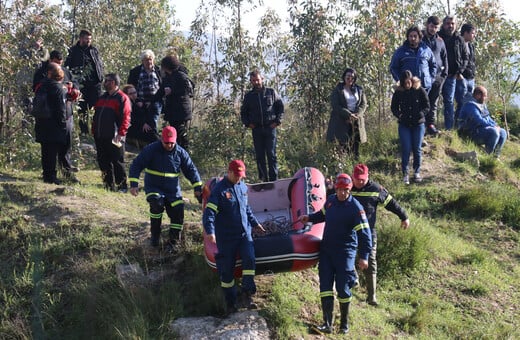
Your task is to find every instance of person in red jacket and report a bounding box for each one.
[92,73,131,192]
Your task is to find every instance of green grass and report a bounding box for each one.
[1,124,520,339]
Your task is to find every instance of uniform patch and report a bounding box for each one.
[225,191,232,199]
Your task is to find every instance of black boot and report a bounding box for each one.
[150,223,161,247]
[339,302,350,334]
[168,229,181,252]
[315,297,334,334]
[239,290,258,310]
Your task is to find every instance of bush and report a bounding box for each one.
[377,224,431,281]
[445,183,520,228]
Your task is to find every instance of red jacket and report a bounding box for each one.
[92,89,131,138]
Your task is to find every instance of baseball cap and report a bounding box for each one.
[229,159,246,177]
[352,163,369,180]
[161,126,177,143]
[335,173,353,190]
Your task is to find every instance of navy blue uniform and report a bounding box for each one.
[351,180,408,275]
[129,141,202,242]
[309,194,372,302]
[203,177,260,307]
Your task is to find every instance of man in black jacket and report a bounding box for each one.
[351,163,410,306]
[127,50,162,137]
[240,69,284,182]
[65,29,104,135]
[439,16,469,130]
[422,16,448,135]
[455,23,476,121]
[156,55,193,150]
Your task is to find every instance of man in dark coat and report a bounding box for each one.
[65,29,104,135]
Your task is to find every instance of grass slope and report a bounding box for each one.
[1,132,519,339]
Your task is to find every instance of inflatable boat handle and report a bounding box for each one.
[289,222,313,234]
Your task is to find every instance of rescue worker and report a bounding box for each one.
[129,126,203,249]
[202,160,265,315]
[300,173,372,334]
[350,164,410,306]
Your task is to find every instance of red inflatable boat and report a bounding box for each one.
[202,167,326,275]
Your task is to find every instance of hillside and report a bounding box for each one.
[1,131,519,339]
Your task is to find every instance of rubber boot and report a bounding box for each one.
[240,290,258,310]
[316,297,334,334]
[150,223,161,247]
[366,273,378,306]
[339,302,350,334]
[168,229,181,252]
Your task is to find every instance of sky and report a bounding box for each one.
[172,0,520,32]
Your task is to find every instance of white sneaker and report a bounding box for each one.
[414,173,422,183]
[403,174,410,185]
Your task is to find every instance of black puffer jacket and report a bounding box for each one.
[35,78,67,144]
[391,77,429,127]
[156,68,192,122]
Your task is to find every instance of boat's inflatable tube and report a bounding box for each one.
[202,167,326,275]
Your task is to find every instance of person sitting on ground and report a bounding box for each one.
[457,85,507,157]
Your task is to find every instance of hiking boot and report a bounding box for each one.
[414,173,422,183]
[427,124,439,135]
[403,174,410,185]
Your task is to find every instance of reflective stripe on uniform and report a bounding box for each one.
[146,192,162,199]
[354,222,370,231]
[206,202,218,213]
[382,194,393,207]
[221,279,235,288]
[352,192,379,197]
[338,296,353,303]
[129,177,139,183]
[170,223,183,230]
[144,168,180,177]
[320,291,334,298]
[171,199,184,208]
[149,212,163,219]
[242,269,255,276]
[191,181,203,188]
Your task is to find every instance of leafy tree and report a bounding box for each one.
[63,0,174,78]
[286,0,338,133]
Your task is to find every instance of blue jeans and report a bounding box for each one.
[442,76,456,130]
[252,126,278,181]
[474,126,507,156]
[398,123,425,175]
[454,78,475,123]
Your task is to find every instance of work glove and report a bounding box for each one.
[194,185,203,204]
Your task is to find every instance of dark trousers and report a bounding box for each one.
[94,137,127,189]
[319,250,357,301]
[252,126,278,182]
[41,142,63,182]
[149,197,185,236]
[216,236,256,306]
[78,84,102,134]
[58,116,74,170]
[169,120,190,150]
[426,75,445,126]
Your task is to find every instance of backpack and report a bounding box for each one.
[176,70,195,98]
[31,84,52,119]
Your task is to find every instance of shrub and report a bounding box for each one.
[377,224,431,281]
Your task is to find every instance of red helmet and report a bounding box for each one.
[335,173,353,190]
